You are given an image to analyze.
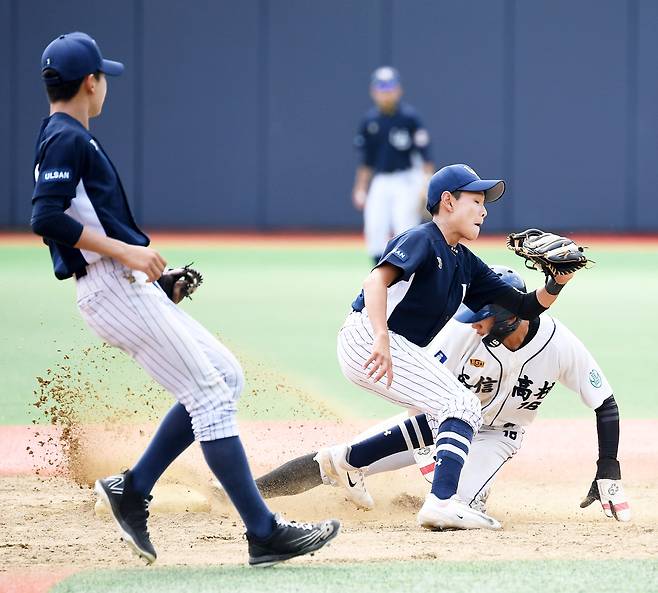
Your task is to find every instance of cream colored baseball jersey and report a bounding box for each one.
[425,314,612,428]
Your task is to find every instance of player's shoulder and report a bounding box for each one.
[551,315,586,346]
[363,106,380,122]
[41,114,92,151]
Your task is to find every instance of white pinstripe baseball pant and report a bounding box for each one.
[337,311,482,433]
[75,258,242,441]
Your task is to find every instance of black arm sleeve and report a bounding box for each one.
[595,395,620,463]
[491,289,547,320]
[31,196,84,247]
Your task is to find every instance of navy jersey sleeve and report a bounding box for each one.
[463,255,515,312]
[354,118,375,168]
[377,230,431,283]
[464,252,547,319]
[32,131,88,201]
[409,113,432,162]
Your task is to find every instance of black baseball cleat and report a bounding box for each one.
[247,513,340,567]
[94,471,157,565]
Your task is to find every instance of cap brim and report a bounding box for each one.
[459,179,505,203]
[101,59,124,76]
[372,82,400,91]
[454,303,493,324]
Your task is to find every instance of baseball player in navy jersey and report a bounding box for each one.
[30,32,339,567]
[322,163,582,531]
[254,265,630,526]
[352,67,435,264]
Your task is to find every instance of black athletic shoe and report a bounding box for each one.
[94,471,157,564]
[247,513,340,567]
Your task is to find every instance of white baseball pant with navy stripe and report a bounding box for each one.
[75,258,242,441]
[337,311,482,432]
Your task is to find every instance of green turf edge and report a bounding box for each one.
[49,559,658,593]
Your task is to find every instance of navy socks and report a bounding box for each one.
[200,437,275,539]
[347,414,434,467]
[130,403,195,497]
[129,403,274,539]
[431,418,473,500]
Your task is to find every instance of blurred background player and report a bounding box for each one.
[253,265,630,526]
[352,67,435,264]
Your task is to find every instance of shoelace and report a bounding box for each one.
[275,516,316,531]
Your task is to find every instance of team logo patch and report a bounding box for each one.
[414,128,430,147]
[589,369,602,388]
[392,248,407,261]
[389,127,412,150]
[469,358,485,368]
[42,169,71,182]
[434,350,447,364]
[367,121,379,134]
[436,256,443,269]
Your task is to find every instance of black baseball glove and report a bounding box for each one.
[156,264,203,304]
[506,228,591,277]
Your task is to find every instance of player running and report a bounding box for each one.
[330,163,582,531]
[29,32,339,566]
[352,67,435,264]
[254,265,630,526]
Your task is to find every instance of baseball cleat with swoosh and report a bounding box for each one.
[418,493,501,530]
[314,445,374,510]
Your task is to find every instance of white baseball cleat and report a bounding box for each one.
[314,445,374,510]
[417,493,502,531]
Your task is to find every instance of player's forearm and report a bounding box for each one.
[74,227,133,260]
[595,395,620,462]
[363,273,390,337]
[354,166,374,192]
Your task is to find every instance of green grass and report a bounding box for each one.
[1,241,657,425]
[49,560,658,593]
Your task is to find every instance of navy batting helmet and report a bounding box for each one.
[455,265,526,345]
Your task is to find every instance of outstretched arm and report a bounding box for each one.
[579,395,630,521]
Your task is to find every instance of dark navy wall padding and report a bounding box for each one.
[390,0,509,233]
[265,0,382,229]
[141,0,260,229]
[0,0,11,226]
[2,0,657,232]
[512,0,629,232]
[12,0,137,228]
[636,0,658,231]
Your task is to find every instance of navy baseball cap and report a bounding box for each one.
[41,32,124,86]
[426,164,505,213]
[371,66,400,90]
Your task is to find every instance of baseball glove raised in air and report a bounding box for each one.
[156,264,203,304]
[506,228,590,277]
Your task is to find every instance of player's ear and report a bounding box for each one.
[440,191,454,211]
[83,73,96,93]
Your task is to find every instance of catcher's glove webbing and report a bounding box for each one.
[156,264,203,304]
[506,228,591,277]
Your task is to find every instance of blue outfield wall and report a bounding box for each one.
[1,0,656,232]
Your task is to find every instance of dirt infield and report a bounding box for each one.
[2,419,657,593]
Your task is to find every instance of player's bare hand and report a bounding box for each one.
[364,333,393,388]
[118,245,167,282]
[554,271,575,284]
[352,188,367,211]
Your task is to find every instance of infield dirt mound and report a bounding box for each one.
[2,419,657,575]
